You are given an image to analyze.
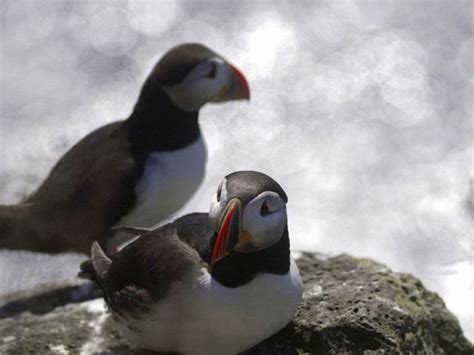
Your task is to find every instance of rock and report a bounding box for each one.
[0,299,129,354]
[0,279,101,318]
[0,253,472,354]
[276,253,473,354]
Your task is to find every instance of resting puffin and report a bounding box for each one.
[0,43,250,253]
[79,171,303,354]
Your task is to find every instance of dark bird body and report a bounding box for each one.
[80,171,303,354]
[0,43,249,253]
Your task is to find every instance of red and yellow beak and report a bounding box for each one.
[211,199,242,266]
[229,64,250,100]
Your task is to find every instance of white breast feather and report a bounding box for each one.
[109,137,207,248]
[114,259,303,355]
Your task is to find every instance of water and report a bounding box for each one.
[1,0,472,340]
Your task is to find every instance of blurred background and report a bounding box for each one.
[0,0,472,340]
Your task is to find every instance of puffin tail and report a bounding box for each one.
[79,241,112,290]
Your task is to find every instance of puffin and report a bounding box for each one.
[0,43,250,253]
[79,171,303,354]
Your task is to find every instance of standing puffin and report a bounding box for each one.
[79,171,303,354]
[0,43,250,253]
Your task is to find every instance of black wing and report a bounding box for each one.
[173,212,215,264]
[80,213,215,317]
[104,222,202,316]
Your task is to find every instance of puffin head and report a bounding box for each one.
[150,43,250,112]
[209,171,288,266]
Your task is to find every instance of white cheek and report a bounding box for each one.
[166,82,216,111]
[242,206,287,248]
[164,60,230,111]
[186,79,220,100]
[214,64,232,90]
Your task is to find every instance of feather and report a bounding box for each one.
[91,241,112,281]
[112,225,154,235]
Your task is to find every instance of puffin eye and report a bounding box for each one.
[205,63,217,79]
[260,201,271,216]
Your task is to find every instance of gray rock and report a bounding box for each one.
[0,279,101,318]
[272,253,473,354]
[0,253,472,354]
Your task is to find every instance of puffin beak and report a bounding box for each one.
[211,199,242,266]
[229,64,250,100]
[212,64,250,102]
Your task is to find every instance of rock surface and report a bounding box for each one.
[0,253,472,354]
